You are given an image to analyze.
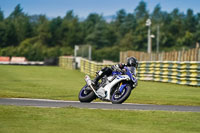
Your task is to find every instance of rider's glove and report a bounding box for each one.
[112,64,124,73]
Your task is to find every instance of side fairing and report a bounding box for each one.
[103,75,130,100]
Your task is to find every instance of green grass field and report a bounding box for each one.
[0,65,85,100]
[0,105,200,133]
[0,65,199,105]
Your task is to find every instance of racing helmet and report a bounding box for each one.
[127,57,138,68]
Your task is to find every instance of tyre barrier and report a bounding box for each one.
[59,56,74,69]
[59,56,200,86]
[137,61,200,86]
[80,58,115,77]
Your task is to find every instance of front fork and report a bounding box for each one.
[85,75,102,98]
[118,82,127,93]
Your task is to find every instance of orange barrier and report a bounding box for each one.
[0,56,10,62]
[10,57,27,63]
[0,56,44,65]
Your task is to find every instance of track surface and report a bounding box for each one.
[0,98,200,112]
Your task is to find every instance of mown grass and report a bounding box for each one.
[0,65,200,106]
[0,65,85,100]
[0,105,200,133]
[130,81,200,105]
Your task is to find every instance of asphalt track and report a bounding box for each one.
[0,98,200,112]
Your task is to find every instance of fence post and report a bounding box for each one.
[120,52,122,63]
[179,49,182,61]
[182,48,185,61]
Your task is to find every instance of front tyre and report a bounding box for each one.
[78,85,96,103]
[111,85,132,104]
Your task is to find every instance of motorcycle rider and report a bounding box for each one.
[92,57,138,86]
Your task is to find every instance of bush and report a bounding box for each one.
[0,37,74,61]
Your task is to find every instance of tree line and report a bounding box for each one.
[0,1,200,62]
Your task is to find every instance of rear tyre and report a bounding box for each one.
[111,85,132,104]
[78,85,96,103]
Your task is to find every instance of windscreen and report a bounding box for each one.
[127,66,136,76]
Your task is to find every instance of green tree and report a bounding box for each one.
[185,9,196,32]
[9,4,23,19]
[0,22,6,47]
[134,1,149,21]
[0,8,4,21]
[36,15,52,45]
[60,10,83,47]
[8,4,34,44]
[194,13,200,43]
[83,13,104,36]
[152,4,163,24]
[119,31,135,51]
[86,21,110,48]
[115,9,127,27]
[3,20,18,46]
[49,17,62,46]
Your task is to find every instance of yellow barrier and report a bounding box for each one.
[137,61,200,86]
[80,58,115,77]
[59,56,74,69]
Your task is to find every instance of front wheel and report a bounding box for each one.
[78,85,96,103]
[111,85,132,104]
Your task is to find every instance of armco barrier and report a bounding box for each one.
[59,56,200,86]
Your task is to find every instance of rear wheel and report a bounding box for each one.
[78,85,96,103]
[111,85,132,104]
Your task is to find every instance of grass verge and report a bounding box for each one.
[0,105,200,133]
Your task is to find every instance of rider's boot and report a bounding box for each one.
[92,72,105,90]
[92,76,101,86]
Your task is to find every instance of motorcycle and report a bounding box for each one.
[78,66,137,104]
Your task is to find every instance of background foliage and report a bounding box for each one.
[0,1,200,61]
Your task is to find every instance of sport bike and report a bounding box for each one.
[78,66,137,104]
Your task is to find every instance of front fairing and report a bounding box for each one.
[124,67,137,83]
[126,66,136,76]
